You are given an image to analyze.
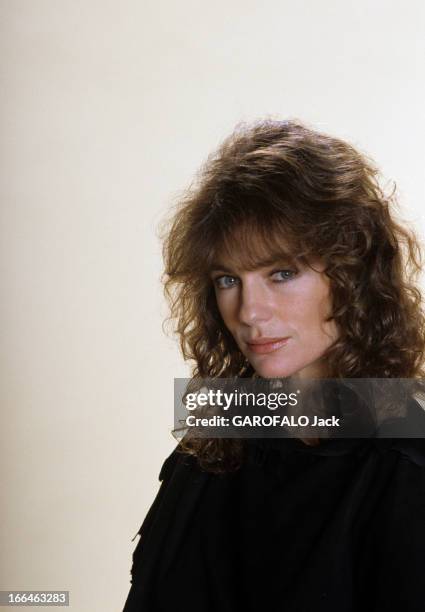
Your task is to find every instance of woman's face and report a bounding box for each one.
[210,256,339,379]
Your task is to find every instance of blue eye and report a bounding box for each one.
[213,275,238,289]
[272,270,297,282]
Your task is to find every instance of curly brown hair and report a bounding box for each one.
[158,118,425,472]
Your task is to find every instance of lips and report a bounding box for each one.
[246,337,290,354]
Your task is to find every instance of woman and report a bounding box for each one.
[123,119,425,611]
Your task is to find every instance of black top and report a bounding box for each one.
[123,398,425,612]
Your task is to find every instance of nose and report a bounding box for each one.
[238,280,273,326]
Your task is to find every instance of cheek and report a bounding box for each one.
[215,294,235,327]
[315,295,338,343]
[290,289,333,335]
[324,317,340,343]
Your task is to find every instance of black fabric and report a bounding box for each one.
[123,397,425,611]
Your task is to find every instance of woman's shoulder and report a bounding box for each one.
[372,396,425,467]
[373,437,425,468]
[158,445,183,482]
[157,443,200,482]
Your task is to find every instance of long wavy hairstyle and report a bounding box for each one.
[158,118,425,472]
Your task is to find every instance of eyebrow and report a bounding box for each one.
[209,257,296,274]
[209,264,235,273]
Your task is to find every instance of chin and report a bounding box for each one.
[252,360,302,379]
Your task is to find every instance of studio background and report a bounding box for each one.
[1,1,425,610]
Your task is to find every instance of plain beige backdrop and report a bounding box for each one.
[1,1,425,610]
